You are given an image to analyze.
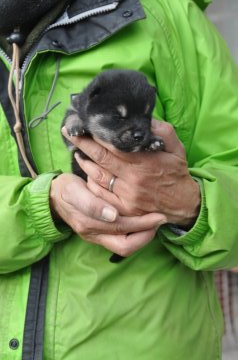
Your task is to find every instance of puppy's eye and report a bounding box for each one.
[113,113,126,120]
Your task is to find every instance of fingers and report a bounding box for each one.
[73,212,167,236]
[51,173,118,222]
[62,126,126,176]
[151,119,186,158]
[86,176,127,214]
[62,119,185,173]
[63,180,118,222]
[74,152,122,194]
[51,173,167,237]
[86,228,157,257]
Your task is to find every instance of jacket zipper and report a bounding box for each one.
[0,1,119,84]
[0,47,12,65]
[20,2,119,90]
[47,1,119,31]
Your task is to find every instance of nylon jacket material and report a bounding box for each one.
[0,0,237,359]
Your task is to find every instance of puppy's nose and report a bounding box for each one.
[133,131,144,142]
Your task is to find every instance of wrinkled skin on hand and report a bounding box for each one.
[51,120,200,257]
[50,172,167,257]
[66,120,201,228]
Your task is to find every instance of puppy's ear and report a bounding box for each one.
[89,85,101,99]
[70,93,80,109]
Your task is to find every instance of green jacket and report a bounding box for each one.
[0,0,237,359]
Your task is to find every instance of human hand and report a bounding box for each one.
[63,120,200,228]
[50,173,166,256]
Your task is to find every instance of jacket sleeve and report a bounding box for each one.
[0,172,71,274]
[152,0,238,271]
[192,0,212,10]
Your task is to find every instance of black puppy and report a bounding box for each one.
[62,69,164,262]
[62,69,164,178]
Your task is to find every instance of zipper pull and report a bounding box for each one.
[6,28,25,46]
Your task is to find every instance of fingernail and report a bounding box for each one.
[101,207,117,222]
[61,126,68,137]
[74,152,80,161]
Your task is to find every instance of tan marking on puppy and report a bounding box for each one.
[117,105,127,118]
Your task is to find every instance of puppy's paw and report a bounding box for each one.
[63,112,85,137]
[146,137,165,151]
[67,125,85,137]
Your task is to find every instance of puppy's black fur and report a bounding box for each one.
[61,69,164,262]
[62,69,164,179]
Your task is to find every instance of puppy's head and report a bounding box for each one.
[84,69,156,152]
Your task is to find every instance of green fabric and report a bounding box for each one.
[0,172,70,273]
[193,0,212,10]
[0,0,238,358]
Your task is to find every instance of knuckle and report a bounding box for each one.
[92,185,104,198]
[74,222,87,234]
[118,242,131,257]
[94,169,108,187]
[179,143,186,156]
[63,182,73,197]
[114,222,124,234]
[164,122,174,136]
[87,198,98,218]
[94,147,112,166]
[128,173,143,188]
[63,179,81,199]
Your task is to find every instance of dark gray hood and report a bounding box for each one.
[0,0,70,35]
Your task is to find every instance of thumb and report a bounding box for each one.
[57,174,119,222]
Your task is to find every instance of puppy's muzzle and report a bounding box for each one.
[119,129,147,146]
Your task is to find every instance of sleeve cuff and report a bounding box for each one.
[26,172,72,243]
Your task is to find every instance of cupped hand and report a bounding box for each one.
[50,173,167,256]
[62,120,200,228]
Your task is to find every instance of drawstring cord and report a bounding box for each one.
[7,41,37,178]
[28,56,61,128]
[7,28,61,178]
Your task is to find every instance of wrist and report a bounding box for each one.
[178,178,201,229]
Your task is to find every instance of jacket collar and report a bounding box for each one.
[36,0,145,55]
